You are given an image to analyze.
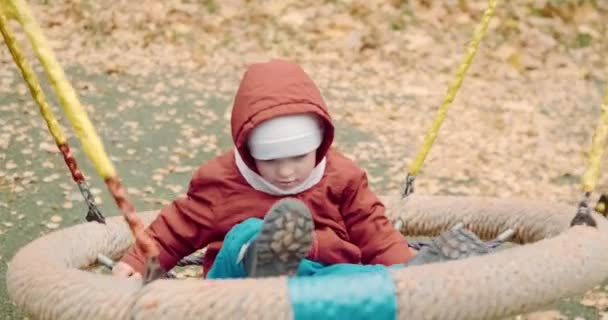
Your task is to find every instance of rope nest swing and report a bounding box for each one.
[7,195,608,319]
[4,0,608,319]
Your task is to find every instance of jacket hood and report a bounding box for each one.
[230,59,334,170]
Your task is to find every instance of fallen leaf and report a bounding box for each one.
[22,171,34,177]
[43,174,61,183]
[127,187,142,195]
[522,310,567,320]
[42,160,54,168]
[67,192,82,201]
[174,166,194,173]
[45,222,60,229]
[143,197,170,205]
[143,186,155,194]
[166,185,184,194]
[5,161,16,170]
[39,142,59,153]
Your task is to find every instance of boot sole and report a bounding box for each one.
[248,198,314,277]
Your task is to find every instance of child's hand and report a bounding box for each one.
[409,247,418,257]
[112,261,142,279]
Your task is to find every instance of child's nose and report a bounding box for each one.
[277,164,295,178]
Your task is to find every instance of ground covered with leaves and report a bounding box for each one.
[1,0,608,318]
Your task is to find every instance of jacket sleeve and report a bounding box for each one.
[120,183,219,275]
[341,171,412,265]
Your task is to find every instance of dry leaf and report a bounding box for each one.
[42,160,54,168]
[5,161,16,170]
[43,174,61,183]
[166,185,184,194]
[22,171,34,177]
[45,222,60,229]
[522,310,567,320]
[174,166,194,173]
[127,187,142,195]
[39,142,58,153]
[143,197,170,206]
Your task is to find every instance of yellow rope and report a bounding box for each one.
[0,0,16,20]
[0,7,66,145]
[5,0,162,276]
[582,82,608,193]
[7,0,116,179]
[407,0,499,176]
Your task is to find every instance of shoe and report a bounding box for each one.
[243,198,314,277]
[404,223,489,267]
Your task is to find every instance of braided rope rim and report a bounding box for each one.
[7,195,608,320]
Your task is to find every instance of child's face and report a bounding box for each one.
[254,150,317,190]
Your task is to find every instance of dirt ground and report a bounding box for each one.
[1,0,608,318]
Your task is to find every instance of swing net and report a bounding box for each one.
[3,0,608,319]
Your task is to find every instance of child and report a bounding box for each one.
[113,59,415,279]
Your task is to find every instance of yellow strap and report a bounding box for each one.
[582,81,608,193]
[407,0,499,176]
[8,0,116,179]
[0,7,66,145]
[0,0,16,20]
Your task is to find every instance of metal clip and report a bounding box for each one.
[401,174,416,198]
[78,181,105,224]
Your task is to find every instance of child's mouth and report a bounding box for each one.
[277,181,297,188]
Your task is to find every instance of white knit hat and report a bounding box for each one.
[248,113,323,160]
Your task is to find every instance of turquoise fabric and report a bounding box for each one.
[288,269,397,320]
[207,217,403,279]
[207,217,399,319]
[206,218,262,279]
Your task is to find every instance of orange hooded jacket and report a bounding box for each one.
[121,60,411,276]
